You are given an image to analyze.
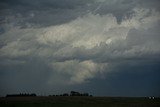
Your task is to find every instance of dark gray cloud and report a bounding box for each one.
[1,0,159,28]
[0,0,92,28]
[0,0,160,96]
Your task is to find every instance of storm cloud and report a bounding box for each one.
[0,0,160,96]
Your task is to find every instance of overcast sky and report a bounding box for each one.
[0,0,160,97]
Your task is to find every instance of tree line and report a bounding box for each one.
[49,91,92,97]
[6,93,36,97]
[6,91,92,97]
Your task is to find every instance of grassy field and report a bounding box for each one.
[0,96,160,107]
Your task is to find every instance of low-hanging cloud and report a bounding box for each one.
[0,7,160,87]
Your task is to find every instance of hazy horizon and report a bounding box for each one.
[0,0,160,97]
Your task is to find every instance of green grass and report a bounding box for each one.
[0,96,160,107]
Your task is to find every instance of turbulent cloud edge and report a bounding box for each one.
[0,8,160,84]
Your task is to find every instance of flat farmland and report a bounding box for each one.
[0,96,160,107]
